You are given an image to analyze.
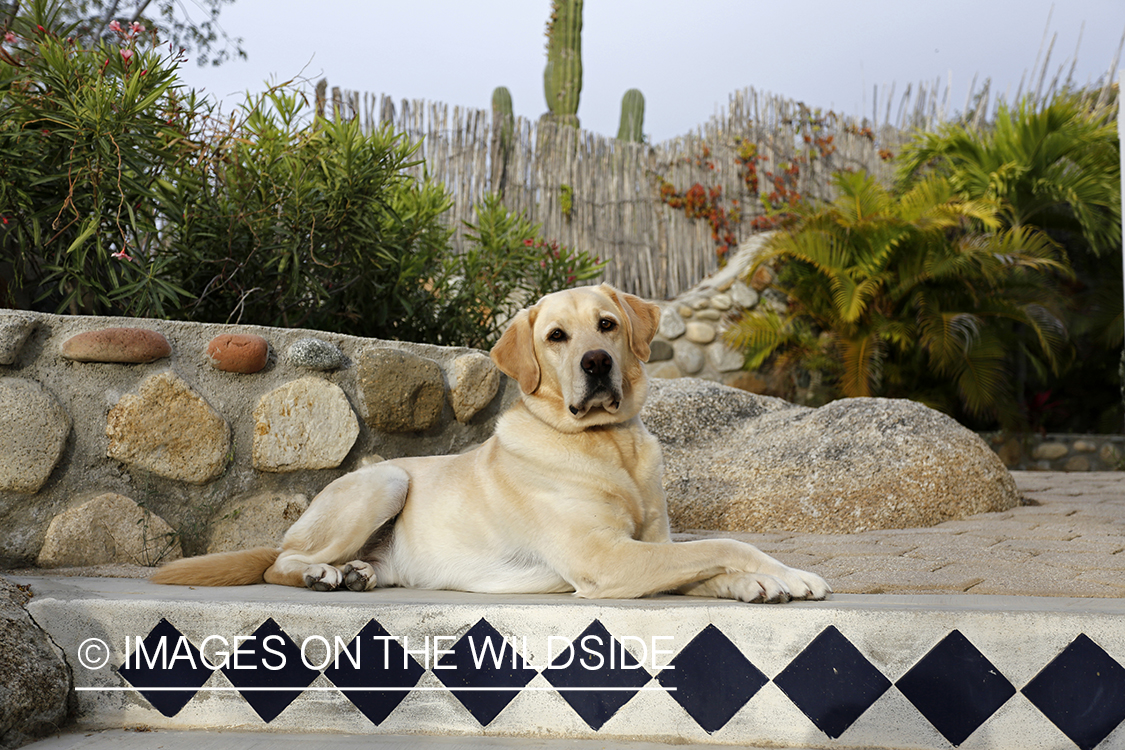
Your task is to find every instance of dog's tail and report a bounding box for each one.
[150,547,280,587]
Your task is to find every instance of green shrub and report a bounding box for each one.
[161,98,603,348]
[419,193,606,349]
[897,94,1121,257]
[160,87,455,339]
[896,93,1122,431]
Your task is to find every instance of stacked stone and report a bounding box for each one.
[0,313,513,569]
[987,433,1124,472]
[648,235,782,388]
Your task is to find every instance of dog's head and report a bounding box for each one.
[490,284,660,432]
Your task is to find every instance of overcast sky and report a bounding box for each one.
[174,1,1125,143]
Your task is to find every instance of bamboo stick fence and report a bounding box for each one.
[313,59,1120,300]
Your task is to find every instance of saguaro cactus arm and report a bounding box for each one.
[543,0,583,128]
[616,89,645,142]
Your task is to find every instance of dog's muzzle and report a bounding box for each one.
[569,349,621,417]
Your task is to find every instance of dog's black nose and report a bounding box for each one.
[581,349,613,377]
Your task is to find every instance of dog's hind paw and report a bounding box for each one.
[303,563,343,591]
[342,560,378,592]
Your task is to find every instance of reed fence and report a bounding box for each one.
[314,55,1120,300]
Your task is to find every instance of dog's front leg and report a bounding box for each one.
[557,535,829,602]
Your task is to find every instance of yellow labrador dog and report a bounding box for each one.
[153,285,830,603]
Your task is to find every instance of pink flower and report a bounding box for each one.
[131,22,145,34]
[111,249,134,262]
[108,20,122,32]
[120,48,133,62]
[3,31,15,43]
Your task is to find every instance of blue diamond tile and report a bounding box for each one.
[896,630,1015,746]
[773,625,891,739]
[323,619,425,726]
[542,620,651,730]
[657,624,767,733]
[1022,634,1125,750]
[435,618,538,726]
[117,618,213,717]
[219,618,320,723]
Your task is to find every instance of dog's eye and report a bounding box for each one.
[599,318,617,332]
[548,329,568,343]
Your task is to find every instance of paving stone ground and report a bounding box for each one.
[10,471,1123,599]
[681,471,1125,598]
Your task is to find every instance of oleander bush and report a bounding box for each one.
[1,0,603,349]
[0,1,197,316]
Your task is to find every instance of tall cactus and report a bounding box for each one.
[616,89,645,142]
[543,0,583,128]
[490,86,515,196]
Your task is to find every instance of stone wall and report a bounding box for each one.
[647,235,776,388]
[0,310,517,568]
[983,432,1124,472]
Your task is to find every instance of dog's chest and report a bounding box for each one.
[544,426,665,533]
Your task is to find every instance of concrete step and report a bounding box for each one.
[23,728,815,750]
[15,576,1125,750]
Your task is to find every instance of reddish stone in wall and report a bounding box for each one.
[749,265,774,292]
[60,327,171,363]
[206,333,269,374]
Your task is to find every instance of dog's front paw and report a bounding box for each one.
[761,562,831,601]
[729,573,792,603]
[342,560,378,592]
[303,563,343,591]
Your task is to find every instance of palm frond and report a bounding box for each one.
[830,273,885,324]
[838,333,882,397]
[952,332,1010,418]
[723,307,792,370]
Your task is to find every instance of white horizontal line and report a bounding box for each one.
[78,686,673,692]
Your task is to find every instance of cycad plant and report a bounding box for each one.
[895,92,1122,431]
[725,170,1073,426]
[896,94,1120,256]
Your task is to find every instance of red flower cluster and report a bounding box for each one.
[659,178,737,260]
[734,137,762,194]
[525,237,582,284]
[803,133,837,159]
[844,123,875,141]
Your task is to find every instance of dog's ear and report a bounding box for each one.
[602,285,661,362]
[491,307,541,394]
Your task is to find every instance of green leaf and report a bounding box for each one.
[65,218,98,256]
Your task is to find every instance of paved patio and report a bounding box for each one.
[683,471,1125,598]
